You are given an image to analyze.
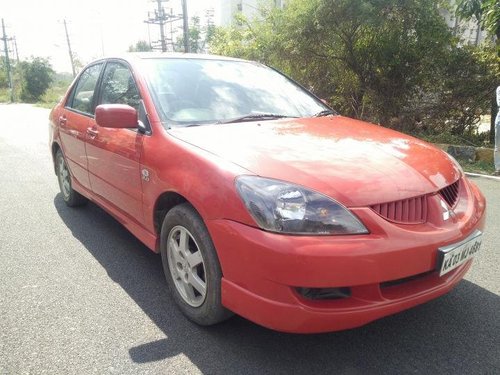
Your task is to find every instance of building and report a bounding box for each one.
[440,6,489,46]
[220,0,285,26]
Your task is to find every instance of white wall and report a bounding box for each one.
[220,0,279,26]
[441,1,489,45]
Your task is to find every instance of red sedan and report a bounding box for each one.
[49,54,486,333]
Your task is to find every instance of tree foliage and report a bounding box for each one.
[416,45,499,136]
[176,16,216,53]
[0,58,9,88]
[128,40,153,52]
[210,0,499,138]
[19,57,54,102]
[456,0,500,144]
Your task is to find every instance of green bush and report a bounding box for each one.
[19,57,54,102]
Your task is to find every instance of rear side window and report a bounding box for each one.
[67,63,103,115]
[98,62,141,110]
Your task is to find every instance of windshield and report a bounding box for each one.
[141,58,330,126]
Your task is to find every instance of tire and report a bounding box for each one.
[55,149,87,207]
[160,203,232,326]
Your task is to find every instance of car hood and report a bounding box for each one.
[169,116,461,207]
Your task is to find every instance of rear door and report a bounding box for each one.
[59,62,104,191]
[85,60,145,221]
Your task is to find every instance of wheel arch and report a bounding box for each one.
[51,141,62,174]
[153,191,190,236]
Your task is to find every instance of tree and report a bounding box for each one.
[19,57,54,102]
[420,45,499,136]
[128,40,153,52]
[0,58,8,88]
[176,16,216,53]
[210,0,499,139]
[212,0,453,124]
[456,0,500,143]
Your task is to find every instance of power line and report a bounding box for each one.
[157,0,167,52]
[144,0,190,52]
[145,0,178,52]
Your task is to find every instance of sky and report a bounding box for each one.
[0,0,219,73]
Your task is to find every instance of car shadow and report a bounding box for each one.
[54,194,500,374]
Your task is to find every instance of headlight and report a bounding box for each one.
[235,176,368,235]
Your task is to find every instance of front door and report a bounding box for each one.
[59,62,104,191]
[85,61,144,222]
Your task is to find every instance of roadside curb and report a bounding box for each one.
[465,172,500,181]
[435,143,493,164]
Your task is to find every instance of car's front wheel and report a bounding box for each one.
[160,203,232,326]
[55,149,87,207]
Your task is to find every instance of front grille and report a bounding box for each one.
[438,180,460,207]
[371,195,428,224]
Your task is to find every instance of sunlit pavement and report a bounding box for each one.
[1,104,498,374]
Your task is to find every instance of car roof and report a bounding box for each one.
[110,52,252,65]
[82,53,260,73]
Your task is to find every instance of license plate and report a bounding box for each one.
[438,230,482,276]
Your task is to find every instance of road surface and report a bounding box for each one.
[0,104,498,374]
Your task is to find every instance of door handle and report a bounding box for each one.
[87,127,99,139]
[59,115,67,126]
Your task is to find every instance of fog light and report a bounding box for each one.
[296,287,351,300]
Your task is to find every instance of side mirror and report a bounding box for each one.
[95,104,138,129]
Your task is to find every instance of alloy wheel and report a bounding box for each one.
[167,225,207,307]
[58,157,71,199]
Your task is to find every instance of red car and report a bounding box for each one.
[49,54,486,333]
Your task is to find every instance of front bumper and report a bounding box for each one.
[207,178,486,333]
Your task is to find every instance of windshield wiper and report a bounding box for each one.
[313,109,337,117]
[218,113,296,124]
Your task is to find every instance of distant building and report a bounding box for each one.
[220,0,285,26]
[440,5,489,46]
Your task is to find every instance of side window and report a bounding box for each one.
[99,62,141,110]
[68,63,103,115]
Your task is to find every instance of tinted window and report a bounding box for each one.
[68,63,103,114]
[99,62,140,110]
[142,58,329,126]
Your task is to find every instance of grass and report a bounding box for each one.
[35,84,68,109]
[0,85,65,108]
[460,160,496,175]
[0,88,12,102]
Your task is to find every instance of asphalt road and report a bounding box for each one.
[0,104,499,375]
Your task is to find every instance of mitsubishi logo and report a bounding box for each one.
[440,199,452,221]
[141,169,150,182]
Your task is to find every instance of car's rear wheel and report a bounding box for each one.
[55,149,87,207]
[160,203,232,325]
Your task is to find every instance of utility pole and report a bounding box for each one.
[1,18,14,102]
[169,8,174,51]
[63,19,76,77]
[157,0,167,52]
[182,0,189,53]
[144,0,182,52]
